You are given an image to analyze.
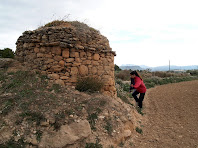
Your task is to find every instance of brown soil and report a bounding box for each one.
[0,69,141,147]
[132,80,198,148]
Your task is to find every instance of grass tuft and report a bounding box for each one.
[86,137,102,148]
[20,111,45,126]
[136,108,144,116]
[104,118,113,135]
[0,137,27,148]
[36,130,43,142]
[76,77,104,93]
[88,112,98,131]
[85,142,103,148]
[119,141,124,147]
[136,127,143,134]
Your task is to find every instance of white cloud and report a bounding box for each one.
[0,0,198,66]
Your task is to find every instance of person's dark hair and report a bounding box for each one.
[130,71,143,80]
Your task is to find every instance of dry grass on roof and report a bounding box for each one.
[38,20,99,33]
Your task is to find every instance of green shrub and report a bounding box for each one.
[1,98,14,115]
[119,141,124,147]
[144,77,159,88]
[51,84,62,93]
[99,100,106,106]
[122,83,130,92]
[87,106,102,131]
[115,79,130,92]
[2,71,32,92]
[144,76,198,89]
[153,71,174,78]
[136,127,143,134]
[86,137,102,148]
[0,48,15,58]
[115,70,130,81]
[51,111,67,130]
[145,82,155,89]
[104,118,113,135]
[117,90,130,104]
[115,79,123,86]
[76,77,104,93]
[187,70,198,76]
[36,130,43,142]
[0,70,7,82]
[20,111,45,125]
[88,112,98,130]
[85,143,103,148]
[115,64,122,71]
[129,142,134,146]
[116,79,133,105]
[0,137,27,148]
[136,108,144,116]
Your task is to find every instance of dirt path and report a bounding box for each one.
[132,80,198,148]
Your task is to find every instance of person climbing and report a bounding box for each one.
[130,71,147,108]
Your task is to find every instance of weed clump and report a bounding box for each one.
[136,108,144,116]
[119,141,124,147]
[88,112,98,130]
[36,130,43,142]
[104,118,113,135]
[136,127,143,134]
[38,20,100,33]
[20,111,46,126]
[0,137,27,148]
[115,70,129,81]
[76,77,104,93]
[43,20,67,27]
[85,137,102,148]
[85,142,103,148]
[116,79,133,106]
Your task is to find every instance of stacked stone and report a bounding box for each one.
[15,22,116,96]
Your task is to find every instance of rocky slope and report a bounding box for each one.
[0,63,142,148]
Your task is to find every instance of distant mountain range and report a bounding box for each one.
[120,65,144,70]
[120,64,198,71]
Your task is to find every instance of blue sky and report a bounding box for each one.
[0,0,198,67]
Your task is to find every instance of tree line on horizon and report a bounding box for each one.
[0,48,15,58]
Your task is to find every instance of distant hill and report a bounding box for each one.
[151,65,198,71]
[120,65,144,70]
[120,64,198,71]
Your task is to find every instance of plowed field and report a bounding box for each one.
[132,80,198,148]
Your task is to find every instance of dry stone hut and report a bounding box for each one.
[15,21,116,96]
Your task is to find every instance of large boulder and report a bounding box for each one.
[39,120,91,148]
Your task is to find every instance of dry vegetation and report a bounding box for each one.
[1,65,197,147]
[37,20,99,33]
[0,68,143,148]
[115,67,198,147]
[115,69,198,89]
[0,70,106,145]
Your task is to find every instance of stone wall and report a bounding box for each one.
[15,22,116,96]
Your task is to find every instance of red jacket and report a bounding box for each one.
[133,76,147,93]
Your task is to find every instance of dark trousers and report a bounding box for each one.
[132,91,145,108]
